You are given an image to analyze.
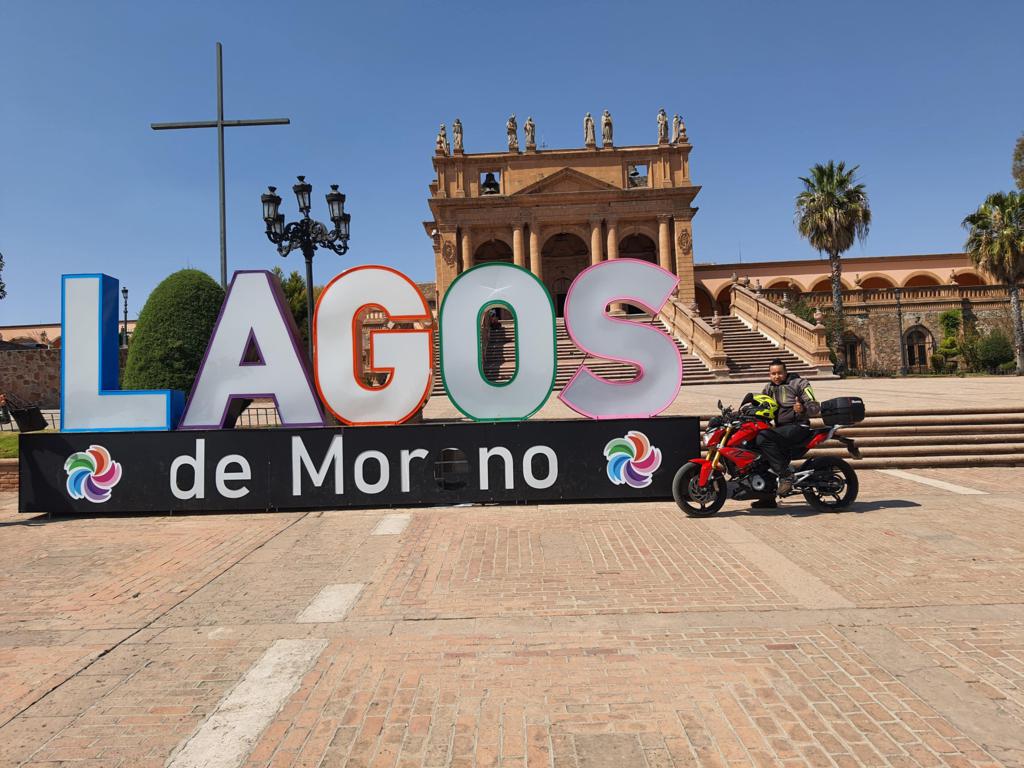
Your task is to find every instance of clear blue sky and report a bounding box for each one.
[1,0,1021,324]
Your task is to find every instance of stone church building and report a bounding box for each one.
[421,114,1012,377]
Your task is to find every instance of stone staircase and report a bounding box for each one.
[707,315,820,382]
[429,315,715,396]
[698,406,1024,469]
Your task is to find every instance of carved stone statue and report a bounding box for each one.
[657,109,668,144]
[677,115,688,143]
[524,116,536,150]
[452,118,463,153]
[506,114,519,152]
[435,123,449,155]
[583,112,596,147]
[672,114,681,144]
[601,110,613,146]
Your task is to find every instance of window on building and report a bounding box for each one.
[479,170,501,195]
[627,163,649,188]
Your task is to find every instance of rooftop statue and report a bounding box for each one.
[584,112,596,147]
[452,118,463,153]
[601,110,613,146]
[435,123,449,155]
[507,114,519,152]
[657,108,668,144]
[524,116,536,150]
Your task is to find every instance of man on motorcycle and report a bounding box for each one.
[752,359,821,507]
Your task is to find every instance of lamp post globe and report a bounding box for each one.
[261,176,351,359]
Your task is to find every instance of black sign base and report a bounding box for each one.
[19,417,700,515]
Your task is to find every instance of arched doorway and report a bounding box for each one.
[474,239,513,264]
[904,273,941,288]
[618,233,657,263]
[842,332,864,372]
[953,271,985,286]
[904,326,933,372]
[860,275,895,290]
[695,285,715,317]
[715,285,733,315]
[542,233,589,316]
[810,278,832,293]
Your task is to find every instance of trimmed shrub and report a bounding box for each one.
[938,309,961,339]
[930,353,946,373]
[998,360,1017,374]
[123,270,224,393]
[976,329,1014,372]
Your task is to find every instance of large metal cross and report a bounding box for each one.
[152,42,290,288]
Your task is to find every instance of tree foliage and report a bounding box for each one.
[1014,132,1024,191]
[271,266,323,348]
[0,251,7,301]
[123,270,224,393]
[795,161,871,370]
[963,190,1024,373]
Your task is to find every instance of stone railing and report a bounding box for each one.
[763,284,1011,308]
[659,297,730,379]
[731,285,833,375]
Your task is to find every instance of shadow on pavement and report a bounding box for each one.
[716,498,921,518]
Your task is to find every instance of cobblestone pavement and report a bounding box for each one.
[1,468,1023,767]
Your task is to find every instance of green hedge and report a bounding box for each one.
[123,270,224,393]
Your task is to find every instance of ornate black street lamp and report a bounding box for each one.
[121,286,129,348]
[261,176,351,357]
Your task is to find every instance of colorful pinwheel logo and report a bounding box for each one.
[64,445,122,503]
[603,431,662,488]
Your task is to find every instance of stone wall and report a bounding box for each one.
[0,349,62,407]
[842,302,1015,372]
[0,348,128,408]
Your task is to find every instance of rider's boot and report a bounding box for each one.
[772,467,795,495]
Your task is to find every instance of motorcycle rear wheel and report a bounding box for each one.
[799,457,858,512]
[673,462,727,517]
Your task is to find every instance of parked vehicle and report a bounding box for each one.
[673,395,864,516]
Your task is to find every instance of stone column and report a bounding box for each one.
[606,219,619,260]
[461,228,474,272]
[589,217,604,266]
[512,223,525,268]
[658,215,672,272]
[529,226,541,281]
[606,218,620,311]
[673,217,696,304]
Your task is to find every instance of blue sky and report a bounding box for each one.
[1,0,1021,323]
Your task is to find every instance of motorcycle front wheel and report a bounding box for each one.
[799,457,858,512]
[672,462,727,517]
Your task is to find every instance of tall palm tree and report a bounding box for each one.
[963,190,1024,374]
[795,161,871,369]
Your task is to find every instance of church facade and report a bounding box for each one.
[423,117,993,321]
[424,120,698,315]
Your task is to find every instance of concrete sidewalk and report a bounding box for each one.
[1,466,1024,766]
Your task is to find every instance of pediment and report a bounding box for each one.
[514,167,620,196]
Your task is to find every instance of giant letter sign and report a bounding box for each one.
[61,274,184,432]
[314,265,434,425]
[439,263,556,421]
[560,260,681,418]
[180,271,325,429]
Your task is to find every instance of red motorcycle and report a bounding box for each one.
[673,395,864,516]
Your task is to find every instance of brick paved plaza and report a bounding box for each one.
[2,464,1024,767]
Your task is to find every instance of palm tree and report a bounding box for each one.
[963,191,1024,374]
[795,161,871,370]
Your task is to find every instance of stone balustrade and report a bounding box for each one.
[658,297,730,379]
[731,285,833,375]
[763,284,1012,309]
